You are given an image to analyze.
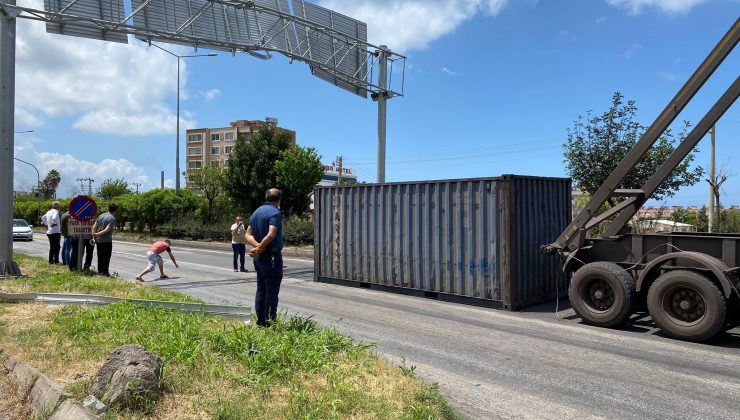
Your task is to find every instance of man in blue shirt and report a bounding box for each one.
[247,188,284,327]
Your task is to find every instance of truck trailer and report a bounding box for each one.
[541,19,740,342]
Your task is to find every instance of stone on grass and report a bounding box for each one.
[90,344,163,410]
[29,374,69,416]
[82,395,108,415]
[12,361,40,397]
[49,400,97,420]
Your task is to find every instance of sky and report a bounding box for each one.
[12,0,740,206]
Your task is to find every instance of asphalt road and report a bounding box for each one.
[12,235,740,419]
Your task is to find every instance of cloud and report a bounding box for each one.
[658,71,677,81]
[605,0,709,14]
[14,138,152,196]
[318,0,508,52]
[441,67,459,77]
[15,0,202,135]
[15,108,43,127]
[622,43,643,59]
[596,16,607,23]
[200,89,221,102]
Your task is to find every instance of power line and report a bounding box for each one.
[348,137,565,163]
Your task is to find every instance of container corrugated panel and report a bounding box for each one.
[503,176,571,309]
[314,175,571,310]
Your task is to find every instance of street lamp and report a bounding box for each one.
[13,157,41,223]
[13,130,33,134]
[13,158,40,194]
[150,43,217,194]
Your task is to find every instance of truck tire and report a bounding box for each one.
[647,270,726,342]
[569,262,635,328]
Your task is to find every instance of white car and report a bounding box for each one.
[12,219,33,241]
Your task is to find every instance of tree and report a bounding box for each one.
[225,126,293,212]
[275,146,324,216]
[671,207,695,225]
[41,169,61,199]
[696,206,709,232]
[563,92,704,204]
[706,164,732,233]
[96,178,132,200]
[188,166,226,219]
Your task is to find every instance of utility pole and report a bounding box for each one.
[0,0,20,276]
[133,182,142,194]
[374,45,389,184]
[708,125,716,232]
[335,156,343,184]
[160,171,165,189]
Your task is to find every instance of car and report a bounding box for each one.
[12,219,33,241]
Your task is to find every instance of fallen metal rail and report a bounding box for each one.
[0,292,251,321]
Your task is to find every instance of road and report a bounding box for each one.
[12,235,740,419]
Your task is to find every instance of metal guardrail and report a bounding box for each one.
[0,292,251,321]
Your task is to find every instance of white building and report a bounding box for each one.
[319,164,357,186]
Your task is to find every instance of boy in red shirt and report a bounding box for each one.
[135,239,178,282]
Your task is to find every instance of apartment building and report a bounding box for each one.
[185,118,296,188]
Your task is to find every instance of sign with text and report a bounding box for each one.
[69,220,94,237]
[69,195,97,221]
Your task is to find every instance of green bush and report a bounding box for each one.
[13,199,72,225]
[159,219,230,242]
[283,217,314,246]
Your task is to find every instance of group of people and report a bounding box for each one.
[41,202,118,276]
[41,188,286,328]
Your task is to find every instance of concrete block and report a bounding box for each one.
[82,395,107,415]
[49,400,98,420]
[30,374,69,416]
[12,361,40,397]
[1,350,16,372]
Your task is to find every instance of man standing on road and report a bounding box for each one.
[91,203,118,276]
[247,188,284,327]
[42,201,62,264]
[60,209,72,265]
[135,240,179,282]
[231,216,248,273]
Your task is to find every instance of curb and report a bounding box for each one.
[0,348,97,419]
[31,229,314,260]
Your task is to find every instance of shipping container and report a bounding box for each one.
[314,175,572,310]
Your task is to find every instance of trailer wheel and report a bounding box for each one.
[569,262,635,328]
[647,270,726,342]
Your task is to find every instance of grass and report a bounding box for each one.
[2,253,200,302]
[0,254,459,419]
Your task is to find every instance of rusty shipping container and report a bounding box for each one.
[314,175,572,310]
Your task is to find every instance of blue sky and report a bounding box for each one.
[13,0,740,206]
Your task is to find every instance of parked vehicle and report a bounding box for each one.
[12,219,33,241]
[541,19,740,342]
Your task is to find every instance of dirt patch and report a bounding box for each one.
[0,365,32,419]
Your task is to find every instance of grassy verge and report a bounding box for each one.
[0,254,458,419]
[2,253,199,302]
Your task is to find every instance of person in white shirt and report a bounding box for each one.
[230,216,248,272]
[42,201,62,264]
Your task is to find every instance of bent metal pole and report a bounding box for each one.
[0,0,20,277]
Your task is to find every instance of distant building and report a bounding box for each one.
[185,118,296,189]
[319,164,357,186]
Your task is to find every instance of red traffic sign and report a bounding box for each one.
[69,195,98,221]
